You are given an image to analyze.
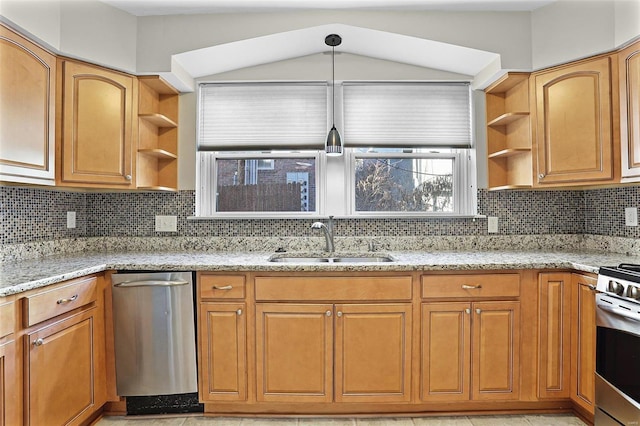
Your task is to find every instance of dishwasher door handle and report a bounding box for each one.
[114,279,190,288]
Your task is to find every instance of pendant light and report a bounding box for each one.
[325,34,342,156]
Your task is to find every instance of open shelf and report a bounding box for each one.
[136,76,179,191]
[485,72,532,190]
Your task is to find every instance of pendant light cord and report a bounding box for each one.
[332,44,335,127]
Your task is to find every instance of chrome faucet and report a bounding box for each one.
[311,216,335,253]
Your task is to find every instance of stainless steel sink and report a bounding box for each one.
[268,254,394,263]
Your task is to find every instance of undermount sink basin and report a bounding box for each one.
[268,254,394,263]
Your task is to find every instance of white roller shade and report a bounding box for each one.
[343,82,472,148]
[198,83,328,151]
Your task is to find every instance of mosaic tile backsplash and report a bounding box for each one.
[1,186,638,246]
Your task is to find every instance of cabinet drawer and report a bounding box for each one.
[200,274,246,299]
[255,276,412,301]
[0,299,15,339]
[422,273,520,299]
[23,276,97,327]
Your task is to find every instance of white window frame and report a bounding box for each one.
[196,151,324,218]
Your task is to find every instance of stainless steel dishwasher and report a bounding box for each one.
[111,271,197,397]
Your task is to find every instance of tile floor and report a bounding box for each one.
[96,414,588,426]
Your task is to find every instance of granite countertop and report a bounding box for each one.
[2,249,640,297]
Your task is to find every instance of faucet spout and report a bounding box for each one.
[311,217,335,253]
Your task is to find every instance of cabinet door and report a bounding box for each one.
[534,56,614,185]
[199,303,247,402]
[472,301,520,401]
[256,303,333,403]
[335,304,412,403]
[538,273,572,399]
[421,302,471,402]
[25,310,98,426]
[0,24,56,185]
[619,40,640,181]
[571,274,596,415]
[0,340,19,426]
[59,60,135,187]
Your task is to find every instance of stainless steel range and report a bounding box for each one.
[595,264,640,426]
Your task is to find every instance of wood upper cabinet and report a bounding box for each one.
[199,302,247,402]
[538,272,572,399]
[256,303,334,403]
[422,301,520,402]
[533,56,616,185]
[57,59,136,188]
[0,24,56,185]
[570,273,597,416]
[618,39,640,181]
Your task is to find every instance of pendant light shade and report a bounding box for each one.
[325,34,342,156]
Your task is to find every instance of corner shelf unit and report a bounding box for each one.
[137,75,179,191]
[485,72,533,190]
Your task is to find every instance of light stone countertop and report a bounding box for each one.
[2,249,640,297]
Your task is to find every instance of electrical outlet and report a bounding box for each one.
[487,216,499,233]
[155,215,177,232]
[67,211,76,229]
[625,207,638,227]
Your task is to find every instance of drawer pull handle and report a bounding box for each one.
[462,284,482,290]
[236,309,242,316]
[213,285,233,290]
[57,294,78,304]
[33,338,44,347]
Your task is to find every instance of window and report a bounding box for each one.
[196,81,476,218]
[349,148,473,215]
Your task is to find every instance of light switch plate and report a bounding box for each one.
[625,207,638,227]
[66,211,76,229]
[487,216,498,233]
[155,215,177,232]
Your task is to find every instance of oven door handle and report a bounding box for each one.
[597,303,640,322]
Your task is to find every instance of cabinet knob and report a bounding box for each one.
[33,338,44,347]
[475,308,482,314]
[538,173,545,179]
[587,284,597,291]
[236,309,242,316]
[326,310,332,317]
[465,308,471,314]
[337,311,343,317]
[125,174,132,181]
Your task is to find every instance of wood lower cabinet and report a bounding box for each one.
[199,303,247,402]
[421,301,520,402]
[538,272,572,399]
[256,303,334,403]
[0,339,18,426]
[570,273,597,416]
[334,303,412,403]
[255,302,412,404]
[25,310,98,426]
[619,39,640,181]
[57,59,136,188]
[15,275,107,426]
[0,24,56,186]
[533,55,616,185]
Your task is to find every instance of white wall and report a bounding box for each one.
[531,0,639,69]
[1,0,137,72]
[615,0,640,46]
[136,10,533,73]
